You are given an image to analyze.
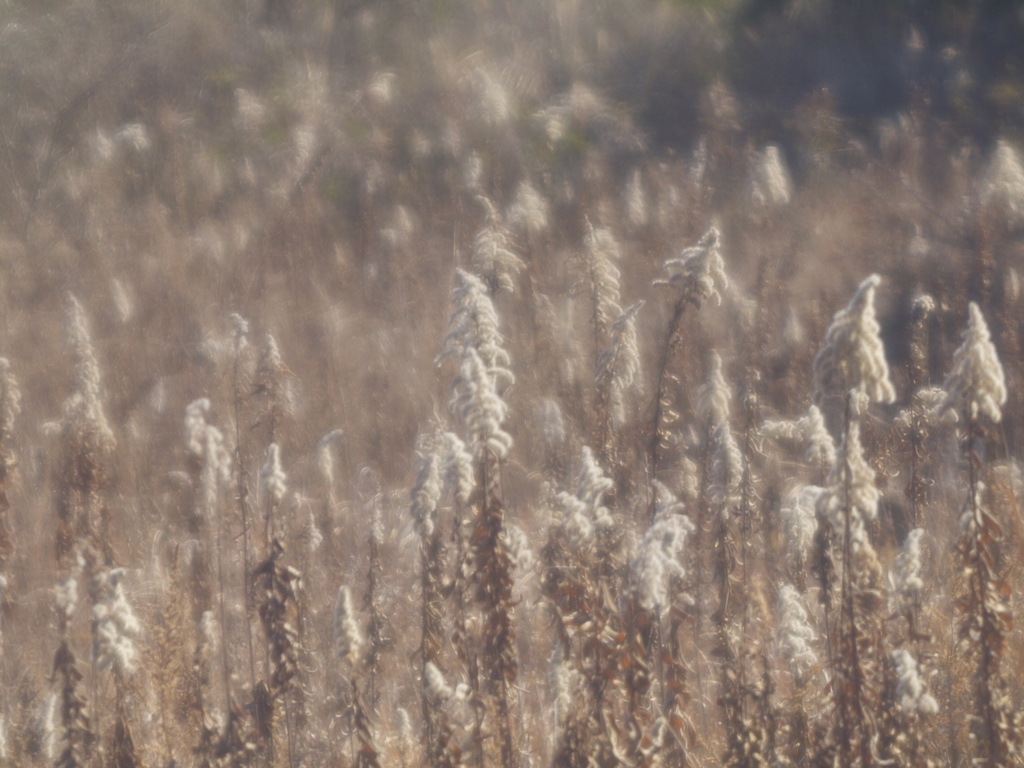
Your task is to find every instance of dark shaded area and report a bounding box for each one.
[617,0,1024,152]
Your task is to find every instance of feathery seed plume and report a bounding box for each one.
[260,443,287,505]
[333,585,362,665]
[441,432,475,505]
[762,404,837,468]
[438,269,512,382]
[582,221,623,333]
[451,347,513,459]
[507,181,549,237]
[937,302,1007,423]
[92,568,140,676]
[891,649,939,716]
[697,351,732,427]
[472,196,524,294]
[776,584,817,685]
[891,528,925,610]
[780,486,823,574]
[654,226,728,306]
[750,144,792,207]
[813,274,896,404]
[980,138,1024,224]
[817,421,877,547]
[595,301,644,427]
[632,481,695,611]
[316,429,344,489]
[410,435,443,539]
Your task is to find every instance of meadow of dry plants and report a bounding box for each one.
[1,1,1024,767]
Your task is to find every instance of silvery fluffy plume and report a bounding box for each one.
[780,485,823,574]
[473,68,511,127]
[817,421,877,548]
[410,435,443,539]
[632,481,695,611]
[937,302,1007,423]
[0,357,21,456]
[184,399,232,515]
[595,301,644,427]
[61,296,115,451]
[260,443,287,505]
[301,508,324,553]
[332,584,362,665]
[92,567,141,677]
[553,657,583,732]
[538,398,567,454]
[579,220,623,334]
[891,528,925,612]
[653,226,729,306]
[229,312,249,352]
[507,181,549,237]
[451,347,513,459]
[709,422,744,511]
[316,428,344,489]
[472,196,524,294]
[380,205,415,250]
[441,431,474,505]
[559,446,614,547]
[697,350,732,427]
[891,649,939,716]
[438,269,511,380]
[776,584,817,685]
[624,168,647,229]
[761,404,837,468]
[54,576,79,622]
[813,274,896,404]
[750,144,792,207]
[893,386,949,430]
[979,139,1024,224]
[424,661,453,703]
[500,522,535,574]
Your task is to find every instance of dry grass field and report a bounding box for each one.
[0,1,1023,766]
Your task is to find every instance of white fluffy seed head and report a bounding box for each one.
[891,528,925,610]
[54,577,78,621]
[438,269,510,376]
[654,226,729,306]
[776,584,816,685]
[316,429,343,489]
[333,585,362,665]
[62,295,115,449]
[472,196,524,294]
[697,351,732,427]
[709,422,744,512]
[424,661,453,702]
[507,181,549,237]
[410,435,443,539]
[624,168,647,228]
[761,404,836,469]
[582,221,623,332]
[980,139,1024,224]
[891,649,939,717]
[750,144,792,207]
[813,274,896,404]
[260,443,287,505]
[938,302,1007,423]
[451,347,513,459]
[632,482,694,611]
[595,301,644,428]
[817,421,877,548]
[93,568,140,676]
[441,432,475,505]
[780,486,823,573]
